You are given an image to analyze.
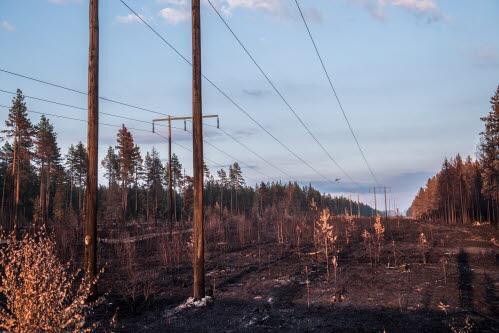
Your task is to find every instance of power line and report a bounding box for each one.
[0,68,167,116]
[3,83,292,180]
[0,103,264,183]
[206,0,356,186]
[0,88,282,180]
[119,0,338,186]
[192,121,292,180]
[0,89,154,126]
[0,104,151,133]
[155,132,260,184]
[187,127,269,179]
[293,0,379,185]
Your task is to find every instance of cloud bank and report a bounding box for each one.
[349,0,444,23]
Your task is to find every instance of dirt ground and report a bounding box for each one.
[95,219,499,332]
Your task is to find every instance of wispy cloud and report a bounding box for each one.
[1,20,15,32]
[157,0,187,4]
[48,0,82,5]
[243,88,271,98]
[116,14,144,24]
[208,0,290,19]
[472,45,499,69]
[158,7,190,24]
[348,0,445,23]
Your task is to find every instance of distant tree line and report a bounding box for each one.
[408,86,498,226]
[0,89,375,232]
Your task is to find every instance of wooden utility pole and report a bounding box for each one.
[152,114,218,226]
[372,187,377,216]
[383,186,391,220]
[168,116,173,225]
[85,0,98,288]
[192,0,204,300]
[384,186,388,219]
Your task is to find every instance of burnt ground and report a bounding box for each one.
[95,219,499,332]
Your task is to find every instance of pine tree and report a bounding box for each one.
[116,125,136,221]
[478,85,499,224]
[131,144,143,217]
[229,162,245,213]
[144,148,164,222]
[101,146,119,187]
[2,89,34,231]
[66,142,87,216]
[34,115,60,223]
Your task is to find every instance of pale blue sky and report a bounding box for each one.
[0,0,498,210]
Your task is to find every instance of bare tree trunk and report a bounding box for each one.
[1,168,7,227]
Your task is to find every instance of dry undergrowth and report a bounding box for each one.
[0,230,100,333]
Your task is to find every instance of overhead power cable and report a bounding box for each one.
[119,0,338,186]
[156,132,260,184]
[0,68,167,116]
[0,89,280,180]
[1,82,290,180]
[0,104,150,133]
[294,0,379,185]
[0,104,264,183]
[206,0,355,186]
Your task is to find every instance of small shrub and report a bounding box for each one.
[373,216,385,265]
[315,209,337,281]
[0,229,99,332]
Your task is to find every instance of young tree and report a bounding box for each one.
[2,89,34,232]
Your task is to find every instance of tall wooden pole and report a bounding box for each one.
[384,186,388,219]
[373,186,377,217]
[167,116,174,225]
[85,0,98,289]
[192,0,205,300]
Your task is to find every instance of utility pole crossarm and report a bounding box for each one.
[152,114,218,122]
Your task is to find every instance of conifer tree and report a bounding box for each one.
[116,125,136,221]
[66,142,87,215]
[144,148,164,221]
[478,86,499,223]
[2,89,34,231]
[34,115,60,223]
[101,146,119,187]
